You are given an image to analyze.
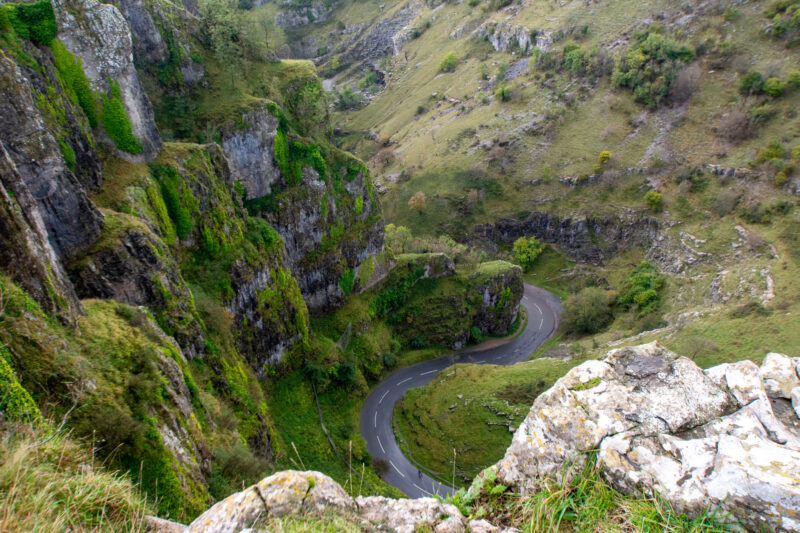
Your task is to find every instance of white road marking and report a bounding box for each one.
[534,303,542,315]
[377,436,385,453]
[413,483,433,495]
[540,316,544,329]
[379,390,389,404]
[420,369,438,376]
[523,296,528,301]
[374,411,377,428]
[390,461,405,477]
[397,377,412,386]
[476,360,485,364]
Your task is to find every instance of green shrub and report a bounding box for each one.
[51,40,97,127]
[645,190,663,211]
[439,51,459,73]
[494,84,511,102]
[102,79,143,154]
[617,260,665,315]
[612,28,694,108]
[335,87,363,110]
[764,77,785,97]
[597,150,611,165]
[339,269,355,295]
[512,236,545,271]
[775,171,788,186]
[739,71,765,96]
[470,326,483,343]
[562,287,612,334]
[757,142,784,162]
[788,71,800,88]
[5,0,56,45]
[355,195,363,216]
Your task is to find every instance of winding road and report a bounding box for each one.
[359,283,561,498]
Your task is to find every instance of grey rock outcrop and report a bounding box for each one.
[489,342,800,531]
[275,0,337,28]
[68,213,205,357]
[0,142,83,322]
[340,4,419,63]
[186,470,467,533]
[116,0,170,65]
[220,107,282,200]
[0,52,103,261]
[472,211,659,264]
[55,0,162,160]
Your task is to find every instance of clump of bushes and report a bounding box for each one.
[150,164,194,240]
[612,27,695,108]
[616,260,665,315]
[102,79,143,154]
[335,87,363,110]
[439,51,459,73]
[495,84,511,102]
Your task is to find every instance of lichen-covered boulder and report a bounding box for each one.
[187,471,353,533]
[490,342,800,532]
[355,496,464,532]
[760,352,800,399]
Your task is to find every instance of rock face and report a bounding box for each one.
[340,4,419,63]
[491,343,800,531]
[221,106,386,312]
[275,0,337,28]
[68,212,205,357]
[0,143,82,323]
[220,107,282,201]
[0,52,103,262]
[186,470,466,533]
[56,0,163,160]
[116,0,170,65]
[472,211,659,264]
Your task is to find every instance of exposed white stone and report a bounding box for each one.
[760,352,800,399]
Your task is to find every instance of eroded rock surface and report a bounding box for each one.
[491,343,800,532]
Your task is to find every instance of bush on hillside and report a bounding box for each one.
[335,87,363,110]
[562,287,613,334]
[439,51,459,73]
[763,77,785,97]
[617,260,665,315]
[495,84,511,102]
[739,71,764,96]
[612,27,695,108]
[645,191,663,212]
[512,236,545,271]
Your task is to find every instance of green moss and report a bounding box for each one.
[150,164,194,240]
[102,79,143,154]
[354,195,363,216]
[51,39,97,127]
[358,255,374,286]
[339,269,355,295]
[58,137,76,172]
[0,347,42,423]
[3,0,56,45]
[572,377,601,391]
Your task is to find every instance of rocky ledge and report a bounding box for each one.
[148,343,799,532]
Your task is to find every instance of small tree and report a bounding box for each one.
[512,236,546,271]
[408,191,427,214]
[764,77,785,97]
[597,150,612,165]
[739,71,764,96]
[495,84,511,102]
[645,191,663,212]
[439,51,459,73]
[562,287,612,334]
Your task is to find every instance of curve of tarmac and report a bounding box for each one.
[359,283,561,498]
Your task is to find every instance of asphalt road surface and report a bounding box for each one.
[359,283,561,498]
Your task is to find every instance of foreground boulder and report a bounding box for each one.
[492,342,800,532]
[186,471,466,533]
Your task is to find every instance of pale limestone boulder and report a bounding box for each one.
[187,471,353,533]
[434,515,465,533]
[792,387,800,419]
[467,519,498,533]
[354,496,463,532]
[760,353,800,399]
[491,343,800,532]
